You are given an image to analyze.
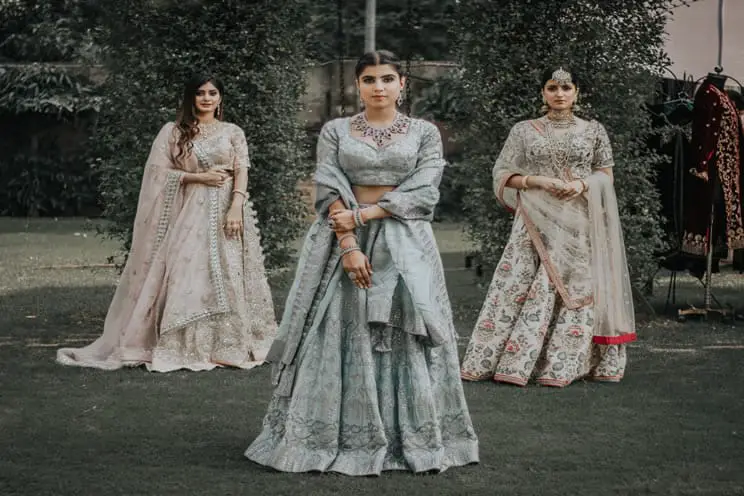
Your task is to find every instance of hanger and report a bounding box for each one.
[705,66,727,90]
[693,68,744,96]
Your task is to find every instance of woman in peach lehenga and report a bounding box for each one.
[57,74,277,372]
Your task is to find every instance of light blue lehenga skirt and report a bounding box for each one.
[244,220,479,475]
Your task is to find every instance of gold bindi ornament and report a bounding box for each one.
[551,67,572,85]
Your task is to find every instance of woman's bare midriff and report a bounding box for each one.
[352,185,395,205]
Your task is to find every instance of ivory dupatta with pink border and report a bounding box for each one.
[492,118,636,345]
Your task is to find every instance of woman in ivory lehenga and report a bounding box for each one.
[57,74,277,372]
[245,50,478,475]
[460,66,637,387]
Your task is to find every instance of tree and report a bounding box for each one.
[306,0,457,62]
[88,0,311,270]
[449,0,679,283]
[0,0,102,216]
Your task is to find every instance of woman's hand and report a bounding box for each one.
[556,179,585,201]
[329,209,357,232]
[223,205,243,239]
[200,169,231,187]
[342,250,372,289]
[529,175,566,198]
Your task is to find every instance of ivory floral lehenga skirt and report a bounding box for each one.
[460,214,627,387]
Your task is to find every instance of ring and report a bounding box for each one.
[328,219,336,228]
[347,272,357,280]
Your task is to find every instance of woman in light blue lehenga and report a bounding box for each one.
[245,50,479,476]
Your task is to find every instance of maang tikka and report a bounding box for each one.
[551,67,572,85]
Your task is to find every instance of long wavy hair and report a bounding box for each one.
[174,74,225,164]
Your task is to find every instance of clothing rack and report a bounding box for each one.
[676,153,733,321]
[667,0,738,321]
[676,0,736,319]
[650,106,728,319]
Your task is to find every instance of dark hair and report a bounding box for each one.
[174,74,225,163]
[354,50,404,79]
[540,66,580,89]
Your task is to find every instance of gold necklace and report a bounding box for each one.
[544,119,577,176]
[546,111,576,129]
[197,120,221,139]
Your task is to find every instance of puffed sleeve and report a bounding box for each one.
[230,125,251,169]
[592,122,614,169]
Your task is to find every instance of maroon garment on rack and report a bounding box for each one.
[682,81,744,255]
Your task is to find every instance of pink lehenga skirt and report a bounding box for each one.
[57,179,277,372]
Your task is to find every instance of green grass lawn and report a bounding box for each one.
[1,217,743,496]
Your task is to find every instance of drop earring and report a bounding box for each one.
[540,96,549,114]
[396,91,404,107]
[358,94,365,111]
[572,95,582,113]
[217,102,224,120]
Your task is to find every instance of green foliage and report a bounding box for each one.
[415,73,469,220]
[0,153,98,216]
[0,0,95,62]
[307,0,457,62]
[449,0,678,283]
[0,64,102,116]
[0,0,102,216]
[90,0,311,270]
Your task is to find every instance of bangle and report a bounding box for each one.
[340,246,361,258]
[580,179,588,193]
[353,208,367,228]
[337,233,357,245]
[232,190,247,199]
[521,175,530,190]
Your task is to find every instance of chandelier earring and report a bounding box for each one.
[358,92,365,110]
[540,96,549,114]
[572,95,582,113]
[396,91,404,107]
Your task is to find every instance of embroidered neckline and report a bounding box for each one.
[349,112,411,148]
[197,120,222,140]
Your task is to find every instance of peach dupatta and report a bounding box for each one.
[56,122,256,369]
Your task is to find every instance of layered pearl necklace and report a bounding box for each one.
[544,112,577,174]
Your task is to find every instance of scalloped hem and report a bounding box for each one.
[146,359,266,373]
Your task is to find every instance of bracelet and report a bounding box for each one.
[521,175,530,190]
[337,233,357,246]
[232,190,247,199]
[579,179,588,193]
[353,208,367,228]
[340,246,361,258]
